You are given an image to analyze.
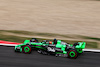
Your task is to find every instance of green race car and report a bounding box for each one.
[15,38,86,58]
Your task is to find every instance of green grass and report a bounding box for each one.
[1,30,100,40]
[0,30,71,38]
[78,35,100,41]
[84,37,100,41]
[85,42,97,48]
[0,34,50,43]
[0,30,99,49]
[0,34,28,43]
[0,34,98,49]
[1,30,100,41]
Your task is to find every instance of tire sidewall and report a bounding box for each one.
[68,50,77,58]
[22,45,31,54]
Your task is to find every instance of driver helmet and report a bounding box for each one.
[54,38,57,41]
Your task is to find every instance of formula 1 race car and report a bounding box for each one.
[15,38,86,58]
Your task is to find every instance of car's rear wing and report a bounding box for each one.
[75,42,86,49]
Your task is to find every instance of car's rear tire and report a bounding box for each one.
[22,45,31,54]
[68,49,78,59]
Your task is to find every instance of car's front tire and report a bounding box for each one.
[22,45,32,54]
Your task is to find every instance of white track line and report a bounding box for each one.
[0,44,18,46]
[83,49,100,52]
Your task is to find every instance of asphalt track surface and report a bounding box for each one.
[0,46,100,67]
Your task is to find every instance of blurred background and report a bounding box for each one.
[0,0,100,49]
